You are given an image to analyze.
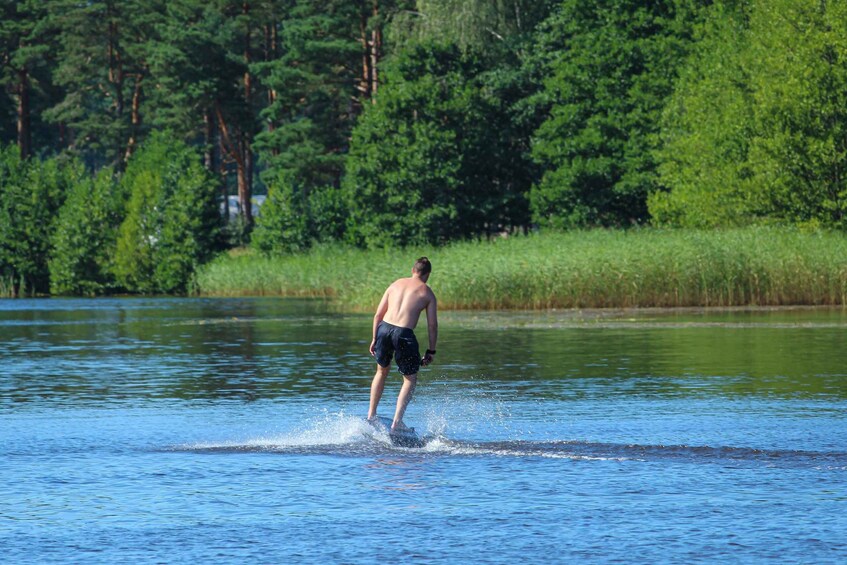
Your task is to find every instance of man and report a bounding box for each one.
[367,257,438,432]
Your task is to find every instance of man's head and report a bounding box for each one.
[413,257,432,280]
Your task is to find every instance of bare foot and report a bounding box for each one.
[391,421,411,432]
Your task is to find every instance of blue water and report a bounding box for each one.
[1,298,846,563]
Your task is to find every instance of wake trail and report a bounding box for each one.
[172,411,847,468]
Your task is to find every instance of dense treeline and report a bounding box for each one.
[1,0,846,295]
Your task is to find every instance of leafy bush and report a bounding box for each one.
[49,167,123,295]
[251,174,310,255]
[252,170,348,256]
[652,0,847,229]
[308,186,346,244]
[0,145,73,295]
[650,2,756,228]
[113,132,220,293]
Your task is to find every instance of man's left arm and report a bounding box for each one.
[422,294,438,366]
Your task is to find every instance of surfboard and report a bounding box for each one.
[367,416,424,448]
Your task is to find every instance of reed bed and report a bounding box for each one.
[195,227,847,310]
[0,277,13,298]
[0,275,24,298]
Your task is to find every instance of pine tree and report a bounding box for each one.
[254,0,362,191]
[44,0,164,166]
[0,0,57,158]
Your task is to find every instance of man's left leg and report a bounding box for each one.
[392,373,417,430]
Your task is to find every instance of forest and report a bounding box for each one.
[2,0,847,296]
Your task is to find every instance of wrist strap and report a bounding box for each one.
[426,349,436,355]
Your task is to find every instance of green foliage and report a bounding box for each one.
[252,174,310,255]
[113,132,220,293]
[144,0,242,137]
[252,172,348,256]
[6,0,847,298]
[0,144,30,294]
[49,166,122,295]
[0,144,72,294]
[745,0,847,229]
[343,41,533,248]
[390,0,555,52]
[650,0,756,227]
[530,0,701,228]
[0,0,62,156]
[223,214,252,249]
[653,0,847,229]
[308,185,347,243]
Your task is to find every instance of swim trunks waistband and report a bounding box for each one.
[379,320,412,331]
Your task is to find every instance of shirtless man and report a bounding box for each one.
[367,257,438,432]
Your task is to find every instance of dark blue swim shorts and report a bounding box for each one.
[374,321,421,376]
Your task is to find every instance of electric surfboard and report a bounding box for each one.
[367,416,424,448]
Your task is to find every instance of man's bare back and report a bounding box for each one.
[381,276,435,330]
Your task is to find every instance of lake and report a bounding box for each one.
[1,298,846,563]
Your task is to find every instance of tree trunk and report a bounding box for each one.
[107,15,127,168]
[204,109,226,223]
[360,7,372,99]
[265,22,279,151]
[215,102,252,228]
[370,0,381,97]
[218,123,230,223]
[358,1,382,102]
[17,68,31,160]
[237,154,252,228]
[204,109,217,172]
[246,139,253,203]
[243,2,253,220]
[243,3,252,102]
[242,2,254,227]
[123,74,143,162]
[108,21,124,117]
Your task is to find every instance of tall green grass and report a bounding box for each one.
[0,277,13,298]
[0,275,25,298]
[195,227,847,310]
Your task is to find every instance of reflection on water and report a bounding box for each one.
[2,299,847,406]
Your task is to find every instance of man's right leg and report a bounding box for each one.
[368,364,390,420]
[392,373,417,430]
